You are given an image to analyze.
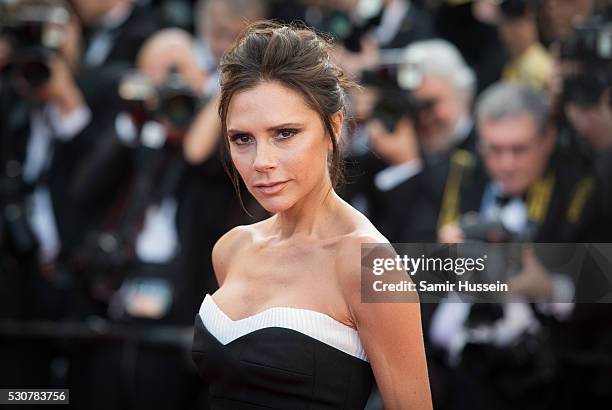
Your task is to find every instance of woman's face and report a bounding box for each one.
[226,81,340,214]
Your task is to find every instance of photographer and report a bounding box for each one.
[0,0,96,390]
[359,72,443,241]
[437,81,596,245]
[401,39,478,155]
[553,14,612,408]
[498,0,554,91]
[558,14,612,240]
[193,0,267,98]
[430,82,600,410]
[355,40,479,243]
[0,0,93,316]
[540,0,595,43]
[72,0,159,69]
[326,0,436,78]
[67,28,236,410]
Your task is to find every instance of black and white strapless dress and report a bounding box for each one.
[192,294,374,409]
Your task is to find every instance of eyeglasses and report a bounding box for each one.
[478,136,542,159]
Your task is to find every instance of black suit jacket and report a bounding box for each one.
[82,4,160,68]
[70,127,239,324]
[373,125,481,242]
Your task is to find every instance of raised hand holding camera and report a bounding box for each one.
[36,54,84,116]
[507,244,553,301]
[368,116,420,165]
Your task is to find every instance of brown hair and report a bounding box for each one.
[218,21,357,208]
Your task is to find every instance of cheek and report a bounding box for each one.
[229,147,253,181]
[433,101,452,125]
[290,139,327,180]
[289,137,330,191]
[440,98,460,121]
[485,158,501,177]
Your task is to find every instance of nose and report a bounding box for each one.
[253,140,276,172]
[497,150,518,173]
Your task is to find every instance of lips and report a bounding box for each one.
[253,180,289,195]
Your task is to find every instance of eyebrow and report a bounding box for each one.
[227,122,305,135]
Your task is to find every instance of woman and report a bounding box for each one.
[192,21,432,410]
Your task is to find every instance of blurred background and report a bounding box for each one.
[0,0,611,409]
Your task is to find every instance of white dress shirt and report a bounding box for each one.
[27,103,91,262]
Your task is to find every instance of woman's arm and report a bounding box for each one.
[337,235,433,410]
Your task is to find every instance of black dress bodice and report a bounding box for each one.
[192,295,374,409]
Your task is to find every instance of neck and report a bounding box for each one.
[511,41,534,60]
[510,27,537,59]
[272,177,344,241]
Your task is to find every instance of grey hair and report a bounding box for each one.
[476,82,549,130]
[401,39,476,102]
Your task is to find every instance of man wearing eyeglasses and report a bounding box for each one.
[438,81,595,245]
[431,81,603,410]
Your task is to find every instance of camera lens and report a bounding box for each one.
[161,94,197,128]
[563,72,609,107]
[18,57,51,89]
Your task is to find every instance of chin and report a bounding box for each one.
[502,183,527,197]
[421,132,449,154]
[253,195,295,214]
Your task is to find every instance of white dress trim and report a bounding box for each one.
[198,294,369,362]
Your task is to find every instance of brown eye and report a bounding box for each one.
[230,134,253,145]
[278,129,297,140]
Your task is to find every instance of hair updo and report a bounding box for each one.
[218,21,356,196]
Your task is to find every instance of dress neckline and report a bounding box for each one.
[206,294,358,333]
[199,294,369,361]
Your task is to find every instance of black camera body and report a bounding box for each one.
[362,67,433,132]
[560,15,612,63]
[118,66,201,133]
[561,15,612,108]
[0,0,70,89]
[461,219,515,243]
[156,67,200,129]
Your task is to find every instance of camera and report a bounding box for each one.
[157,66,200,129]
[499,0,537,19]
[461,219,515,243]
[560,15,612,108]
[118,66,201,131]
[0,0,70,89]
[362,66,433,132]
[458,215,531,284]
[560,15,612,63]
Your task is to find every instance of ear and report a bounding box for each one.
[328,110,344,151]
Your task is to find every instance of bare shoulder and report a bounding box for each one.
[332,208,414,320]
[334,201,389,273]
[335,231,388,271]
[334,218,390,299]
[331,213,432,409]
[212,218,271,285]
